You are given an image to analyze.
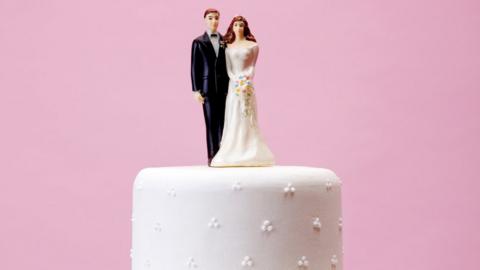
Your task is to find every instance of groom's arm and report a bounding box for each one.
[191,40,205,104]
[191,40,203,94]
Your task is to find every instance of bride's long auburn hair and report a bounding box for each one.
[224,16,257,44]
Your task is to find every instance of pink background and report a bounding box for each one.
[1,0,479,269]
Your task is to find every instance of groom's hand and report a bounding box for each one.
[193,91,205,104]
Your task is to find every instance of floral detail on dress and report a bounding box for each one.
[241,256,254,267]
[234,75,256,126]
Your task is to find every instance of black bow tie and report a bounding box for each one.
[210,33,218,37]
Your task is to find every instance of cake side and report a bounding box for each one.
[131,166,343,270]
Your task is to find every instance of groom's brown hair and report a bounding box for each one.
[204,8,220,18]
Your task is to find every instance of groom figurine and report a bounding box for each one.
[190,8,229,166]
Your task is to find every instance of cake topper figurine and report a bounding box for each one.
[191,8,229,166]
[209,15,275,167]
[191,10,274,167]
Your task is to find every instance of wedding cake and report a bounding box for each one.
[131,9,344,270]
[131,166,343,269]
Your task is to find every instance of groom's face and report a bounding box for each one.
[204,12,219,32]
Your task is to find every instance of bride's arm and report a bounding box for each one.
[245,45,259,78]
[226,49,235,79]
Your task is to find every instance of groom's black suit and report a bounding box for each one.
[191,32,229,163]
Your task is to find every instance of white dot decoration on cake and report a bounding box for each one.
[241,256,254,267]
[208,217,221,229]
[313,217,322,231]
[283,182,296,196]
[232,181,243,191]
[153,221,162,232]
[187,257,198,268]
[129,248,133,259]
[167,188,176,197]
[261,220,274,233]
[130,215,135,223]
[297,256,309,268]
[331,255,338,269]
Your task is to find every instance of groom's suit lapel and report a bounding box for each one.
[218,34,226,59]
[202,32,216,59]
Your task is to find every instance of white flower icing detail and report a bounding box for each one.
[130,215,135,222]
[331,255,339,267]
[129,248,133,258]
[338,217,343,231]
[241,256,254,267]
[297,256,309,268]
[326,181,333,191]
[208,217,221,229]
[153,221,162,232]
[187,257,198,268]
[232,182,243,191]
[313,217,322,230]
[167,188,176,197]
[284,183,296,195]
[261,220,274,232]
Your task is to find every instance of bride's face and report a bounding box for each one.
[233,21,245,37]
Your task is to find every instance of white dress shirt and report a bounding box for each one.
[206,29,220,57]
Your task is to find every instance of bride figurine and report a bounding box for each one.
[210,15,275,167]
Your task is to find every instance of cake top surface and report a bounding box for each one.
[135,166,340,188]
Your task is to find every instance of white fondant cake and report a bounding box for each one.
[131,166,343,269]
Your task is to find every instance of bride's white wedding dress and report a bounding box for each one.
[210,44,275,167]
